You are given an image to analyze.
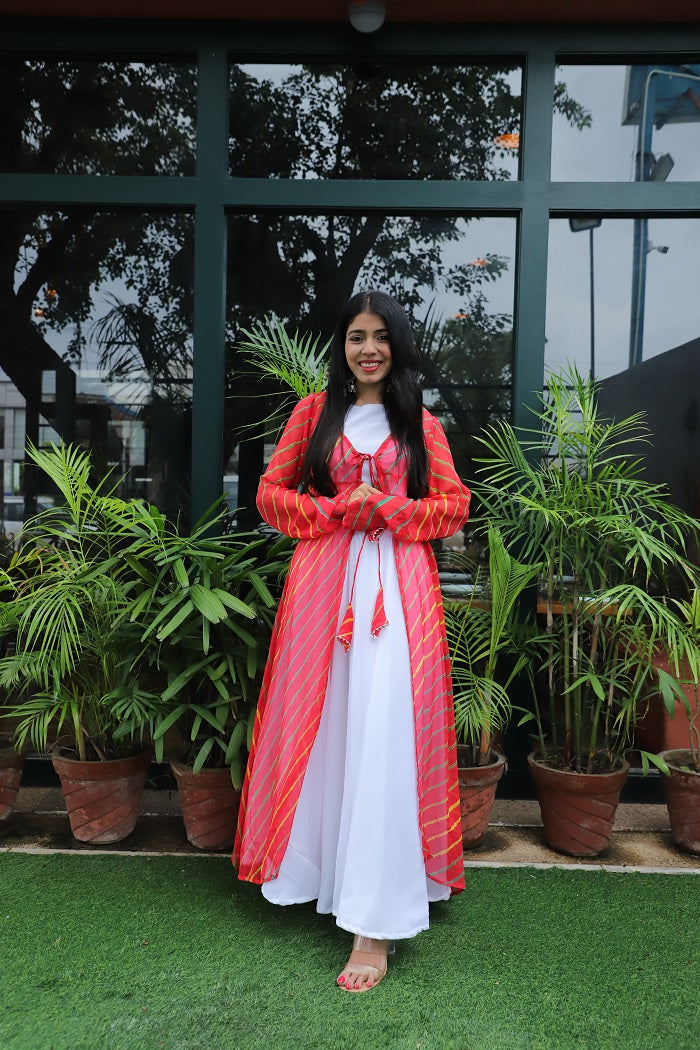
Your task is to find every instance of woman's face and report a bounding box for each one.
[344,310,392,402]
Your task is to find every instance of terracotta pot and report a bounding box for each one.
[51,750,151,844]
[658,749,700,855]
[0,743,25,821]
[635,658,698,753]
[457,749,506,848]
[170,759,240,851]
[528,752,629,857]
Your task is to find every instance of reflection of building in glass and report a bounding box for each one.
[598,337,700,517]
[0,366,163,534]
[0,373,27,498]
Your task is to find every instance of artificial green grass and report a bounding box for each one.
[1,854,698,1050]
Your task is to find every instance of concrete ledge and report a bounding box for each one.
[2,789,699,873]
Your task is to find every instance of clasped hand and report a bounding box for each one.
[346,482,381,503]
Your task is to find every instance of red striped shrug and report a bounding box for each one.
[233,392,471,894]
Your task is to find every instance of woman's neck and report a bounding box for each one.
[354,382,386,406]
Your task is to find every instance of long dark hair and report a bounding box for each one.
[301,290,428,498]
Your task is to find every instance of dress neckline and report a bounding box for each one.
[343,402,392,458]
[341,431,395,459]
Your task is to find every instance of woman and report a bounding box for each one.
[233,290,471,992]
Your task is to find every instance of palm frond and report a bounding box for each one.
[236,315,330,400]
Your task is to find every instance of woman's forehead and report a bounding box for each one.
[346,310,388,332]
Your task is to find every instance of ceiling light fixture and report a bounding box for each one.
[348,1,387,34]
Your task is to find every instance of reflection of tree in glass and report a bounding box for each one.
[91,294,192,403]
[419,294,513,485]
[227,64,588,325]
[231,63,523,181]
[415,249,513,482]
[10,57,196,175]
[0,57,196,508]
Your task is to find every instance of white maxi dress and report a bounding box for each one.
[262,403,451,940]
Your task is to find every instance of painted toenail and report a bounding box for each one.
[337,975,346,985]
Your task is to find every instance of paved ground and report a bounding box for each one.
[2,787,699,873]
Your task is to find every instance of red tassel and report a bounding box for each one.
[371,586,389,638]
[337,602,354,652]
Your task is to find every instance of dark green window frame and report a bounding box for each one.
[1,20,698,521]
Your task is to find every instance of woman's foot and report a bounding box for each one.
[336,935,389,993]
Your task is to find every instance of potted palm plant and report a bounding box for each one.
[0,443,164,843]
[129,517,292,850]
[443,524,541,847]
[474,365,699,856]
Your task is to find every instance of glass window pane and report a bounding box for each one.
[552,63,700,181]
[229,63,522,180]
[0,56,196,176]
[1,207,193,536]
[225,211,515,524]
[546,217,700,513]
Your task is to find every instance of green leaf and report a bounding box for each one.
[155,599,195,641]
[174,559,190,589]
[192,737,215,774]
[190,705,227,731]
[190,584,228,624]
[161,660,211,702]
[246,572,276,608]
[213,589,256,619]
[224,719,247,765]
[639,750,671,776]
[230,753,244,790]
[153,705,187,739]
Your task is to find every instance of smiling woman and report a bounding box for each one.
[234,288,471,993]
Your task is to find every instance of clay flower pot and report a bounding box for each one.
[658,749,700,855]
[528,752,629,857]
[0,742,25,822]
[51,750,151,844]
[170,759,240,851]
[457,749,506,848]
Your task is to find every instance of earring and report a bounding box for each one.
[345,376,356,397]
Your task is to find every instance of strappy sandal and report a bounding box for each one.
[336,935,390,993]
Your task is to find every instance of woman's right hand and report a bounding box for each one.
[347,483,381,503]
